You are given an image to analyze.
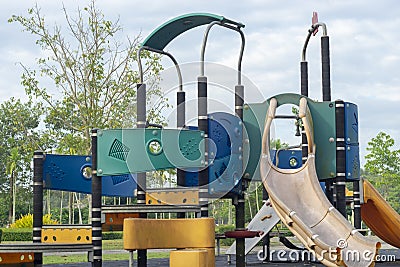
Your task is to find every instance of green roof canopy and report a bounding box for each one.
[142,13,244,50]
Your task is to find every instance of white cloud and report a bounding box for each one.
[0,0,399,166]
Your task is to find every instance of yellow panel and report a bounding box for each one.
[123,218,215,250]
[42,228,92,243]
[0,252,34,264]
[146,189,199,205]
[170,249,207,267]
[345,187,353,197]
[202,248,215,267]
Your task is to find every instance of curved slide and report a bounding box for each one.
[361,179,400,248]
[260,97,380,267]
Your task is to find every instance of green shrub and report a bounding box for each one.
[215,224,236,246]
[102,231,122,240]
[10,213,58,228]
[215,224,235,234]
[0,228,123,242]
[1,228,32,241]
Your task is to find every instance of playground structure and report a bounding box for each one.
[0,12,399,267]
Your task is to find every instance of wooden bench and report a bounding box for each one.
[123,218,215,267]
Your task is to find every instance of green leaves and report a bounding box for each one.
[365,132,400,212]
[365,132,400,177]
[3,0,166,224]
[10,0,164,154]
[0,98,46,223]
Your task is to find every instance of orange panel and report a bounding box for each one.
[361,179,400,248]
[146,190,198,205]
[0,252,34,264]
[102,213,139,231]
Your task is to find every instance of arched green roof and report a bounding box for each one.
[142,13,244,50]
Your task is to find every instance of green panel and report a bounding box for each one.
[243,102,267,181]
[142,13,245,50]
[243,93,336,181]
[97,129,205,176]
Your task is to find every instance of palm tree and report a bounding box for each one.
[6,148,20,224]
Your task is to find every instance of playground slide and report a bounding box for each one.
[225,200,280,255]
[260,97,380,267]
[361,179,400,248]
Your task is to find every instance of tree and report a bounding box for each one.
[0,97,44,225]
[365,132,400,177]
[364,132,400,212]
[9,0,166,223]
[9,0,164,154]
[6,148,20,224]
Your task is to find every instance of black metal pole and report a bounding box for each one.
[300,61,308,97]
[137,83,147,266]
[33,150,44,266]
[177,91,186,219]
[335,100,347,217]
[353,180,362,229]
[320,34,335,206]
[234,84,245,267]
[91,130,102,267]
[234,196,245,267]
[262,186,270,262]
[300,61,309,167]
[321,36,331,102]
[198,76,209,218]
[326,181,335,205]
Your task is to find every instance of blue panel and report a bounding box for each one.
[344,102,360,181]
[208,112,242,158]
[346,145,360,181]
[208,112,243,195]
[344,102,359,145]
[183,168,199,187]
[182,128,200,187]
[184,113,244,195]
[320,182,326,193]
[273,150,302,169]
[208,154,242,194]
[43,154,137,197]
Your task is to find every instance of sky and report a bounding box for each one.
[0,0,399,167]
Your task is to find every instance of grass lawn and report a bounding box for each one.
[44,252,170,264]
[43,239,170,265]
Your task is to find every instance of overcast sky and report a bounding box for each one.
[0,0,399,166]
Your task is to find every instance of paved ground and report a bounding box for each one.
[45,249,400,267]
[44,236,399,266]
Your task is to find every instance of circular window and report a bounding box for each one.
[147,139,163,155]
[289,156,299,168]
[81,165,92,179]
